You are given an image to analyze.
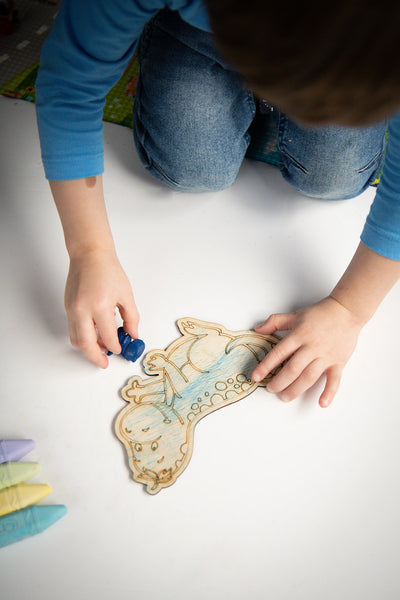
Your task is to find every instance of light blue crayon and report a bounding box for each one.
[0,505,67,548]
[0,440,35,464]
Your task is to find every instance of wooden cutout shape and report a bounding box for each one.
[115,318,281,494]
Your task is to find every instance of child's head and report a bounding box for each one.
[205,0,400,126]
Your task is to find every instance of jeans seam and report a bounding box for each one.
[137,12,156,63]
[135,15,158,168]
[246,90,256,121]
[133,80,147,153]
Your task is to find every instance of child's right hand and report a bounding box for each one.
[49,175,139,368]
[64,248,139,368]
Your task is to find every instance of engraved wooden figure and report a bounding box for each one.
[115,318,281,494]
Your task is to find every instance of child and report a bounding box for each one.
[35,1,400,408]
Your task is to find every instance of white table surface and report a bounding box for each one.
[1,96,400,600]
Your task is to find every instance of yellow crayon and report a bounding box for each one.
[0,462,41,490]
[0,484,51,516]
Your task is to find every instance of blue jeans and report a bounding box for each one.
[133,9,387,198]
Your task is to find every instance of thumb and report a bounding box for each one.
[255,312,297,334]
[118,303,140,339]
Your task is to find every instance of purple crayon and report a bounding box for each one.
[0,440,35,465]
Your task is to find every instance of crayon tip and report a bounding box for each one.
[32,504,67,530]
[0,440,35,464]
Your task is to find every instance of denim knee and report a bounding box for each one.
[280,151,385,201]
[279,159,376,200]
[133,123,242,193]
[132,9,255,194]
[274,112,387,201]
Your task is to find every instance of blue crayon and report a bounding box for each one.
[0,440,35,465]
[0,505,67,548]
[107,327,145,362]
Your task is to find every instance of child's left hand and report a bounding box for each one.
[251,296,364,407]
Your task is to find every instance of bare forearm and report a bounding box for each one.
[331,241,400,324]
[50,176,116,258]
[49,175,139,367]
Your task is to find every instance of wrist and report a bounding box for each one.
[327,292,370,327]
[329,242,400,326]
[68,243,118,264]
[66,237,116,261]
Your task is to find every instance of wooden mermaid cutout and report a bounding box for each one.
[115,318,281,494]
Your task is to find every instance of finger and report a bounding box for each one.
[68,319,78,349]
[319,366,342,408]
[279,358,325,403]
[255,312,297,335]
[252,335,300,382]
[118,301,140,339]
[97,337,108,352]
[94,311,121,355]
[75,318,109,368]
[266,348,315,394]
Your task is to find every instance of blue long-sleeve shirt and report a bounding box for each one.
[35,0,400,260]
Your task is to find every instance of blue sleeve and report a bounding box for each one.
[35,0,207,180]
[361,112,400,260]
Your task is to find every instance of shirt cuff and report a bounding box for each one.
[361,221,400,261]
[42,152,104,181]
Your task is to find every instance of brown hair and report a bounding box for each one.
[205,0,400,126]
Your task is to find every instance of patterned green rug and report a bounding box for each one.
[0,55,139,128]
